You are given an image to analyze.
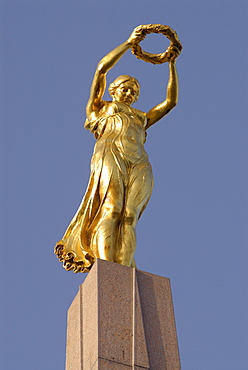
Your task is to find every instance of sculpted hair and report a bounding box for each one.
[108,75,140,103]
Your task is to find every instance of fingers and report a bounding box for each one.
[167,44,181,62]
[128,25,145,44]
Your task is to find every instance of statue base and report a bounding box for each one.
[66,259,180,369]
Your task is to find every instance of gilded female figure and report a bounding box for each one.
[55,26,181,272]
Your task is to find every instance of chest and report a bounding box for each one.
[102,102,147,128]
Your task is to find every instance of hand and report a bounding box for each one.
[128,25,145,45]
[167,44,181,63]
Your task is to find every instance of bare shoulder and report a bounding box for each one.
[131,107,147,125]
[100,101,118,115]
[132,106,145,115]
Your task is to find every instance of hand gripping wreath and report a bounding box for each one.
[130,24,182,65]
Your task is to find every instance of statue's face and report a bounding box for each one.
[114,81,139,105]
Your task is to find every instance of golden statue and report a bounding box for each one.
[54,24,182,273]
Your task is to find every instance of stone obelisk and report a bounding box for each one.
[65,259,180,369]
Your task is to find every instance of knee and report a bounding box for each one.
[123,208,137,226]
[105,202,122,220]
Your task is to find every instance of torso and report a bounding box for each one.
[93,101,148,164]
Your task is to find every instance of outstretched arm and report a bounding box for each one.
[145,54,179,129]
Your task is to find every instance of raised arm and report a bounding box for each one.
[85,41,129,122]
[145,52,179,129]
[86,29,144,123]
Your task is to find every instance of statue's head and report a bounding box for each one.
[109,75,140,105]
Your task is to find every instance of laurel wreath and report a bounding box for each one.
[130,24,182,64]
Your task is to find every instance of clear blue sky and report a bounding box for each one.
[1,1,247,369]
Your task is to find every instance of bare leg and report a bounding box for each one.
[117,207,138,266]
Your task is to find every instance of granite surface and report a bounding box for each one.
[65,286,82,370]
[66,259,180,369]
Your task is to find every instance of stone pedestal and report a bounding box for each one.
[66,259,180,370]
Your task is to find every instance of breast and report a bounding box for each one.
[104,101,147,127]
[95,102,146,145]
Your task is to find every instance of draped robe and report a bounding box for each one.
[54,101,153,272]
